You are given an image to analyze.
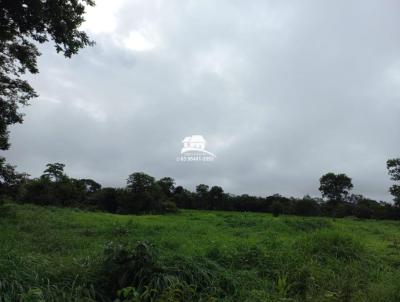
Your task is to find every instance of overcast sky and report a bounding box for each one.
[4,0,400,201]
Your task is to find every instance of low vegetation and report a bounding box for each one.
[1,203,400,301]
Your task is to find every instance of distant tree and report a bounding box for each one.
[42,163,65,182]
[157,177,175,197]
[78,179,101,194]
[232,194,265,212]
[127,172,155,194]
[347,194,364,204]
[387,158,400,206]
[209,186,224,210]
[174,185,184,195]
[115,190,142,214]
[196,184,209,195]
[19,177,52,205]
[294,196,320,216]
[195,184,209,209]
[266,194,292,214]
[319,173,353,202]
[172,186,195,209]
[354,204,373,219]
[319,173,353,218]
[125,172,165,213]
[53,177,86,206]
[88,187,119,213]
[19,163,94,207]
[0,0,95,150]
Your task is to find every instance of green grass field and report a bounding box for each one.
[1,203,400,302]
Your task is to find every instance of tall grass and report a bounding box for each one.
[1,203,400,301]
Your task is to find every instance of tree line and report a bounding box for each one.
[1,158,400,220]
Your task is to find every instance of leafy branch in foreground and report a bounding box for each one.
[0,0,95,150]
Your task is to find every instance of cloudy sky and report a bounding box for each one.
[4,0,400,201]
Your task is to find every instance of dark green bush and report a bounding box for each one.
[98,242,226,301]
[294,198,320,216]
[88,187,119,213]
[271,201,283,217]
[354,204,373,219]
[161,201,178,213]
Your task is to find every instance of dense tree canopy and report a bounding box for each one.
[209,186,224,210]
[156,177,175,197]
[387,158,400,206]
[127,172,156,194]
[0,0,94,150]
[319,173,353,203]
[319,173,353,218]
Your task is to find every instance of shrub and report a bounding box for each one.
[294,198,320,216]
[98,242,225,301]
[354,205,373,219]
[99,241,159,297]
[87,187,119,213]
[161,201,178,213]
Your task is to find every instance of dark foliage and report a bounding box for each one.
[6,162,400,220]
[0,156,28,198]
[271,201,283,217]
[319,173,353,204]
[161,200,179,213]
[88,188,119,213]
[319,173,353,218]
[354,204,373,219]
[0,0,94,150]
[98,241,226,301]
[294,196,321,216]
[387,158,400,206]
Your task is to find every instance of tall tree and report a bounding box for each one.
[195,184,209,209]
[387,158,400,206]
[196,184,209,196]
[125,172,164,213]
[319,173,353,202]
[157,177,175,197]
[42,162,65,182]
[0,0,95,150]
[209,186,224,210]
[127,172,155,194]
[319,172,353,218]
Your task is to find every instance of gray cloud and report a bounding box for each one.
[4,0,400,201]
